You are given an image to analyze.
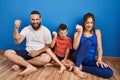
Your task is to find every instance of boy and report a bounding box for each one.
[45,23,74,71]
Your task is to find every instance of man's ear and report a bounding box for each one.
[40,18,42,22]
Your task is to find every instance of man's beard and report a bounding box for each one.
[31,23,41,30]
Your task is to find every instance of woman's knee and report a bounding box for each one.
[100,68,113,78]
[104,68,113,78]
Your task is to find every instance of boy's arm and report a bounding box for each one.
[64,37,72,61]
[63,48,70,61]
[38,44,50,53]
[50,31,57,48]
[50,37,57,48]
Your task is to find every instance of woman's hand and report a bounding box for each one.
[96,61,109,68]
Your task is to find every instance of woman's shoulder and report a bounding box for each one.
[95,29,101,36]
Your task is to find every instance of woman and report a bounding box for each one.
[72,13,113,78]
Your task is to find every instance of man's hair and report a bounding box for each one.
[58,23,68,32]
[30,10,41,18]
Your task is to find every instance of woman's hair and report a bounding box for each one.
[82,13,95,33]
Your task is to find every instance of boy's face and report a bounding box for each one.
[58,29,68,39]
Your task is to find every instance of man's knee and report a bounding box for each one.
[41,53,51,64]
[4,50,16,57]
[44,54,51,63]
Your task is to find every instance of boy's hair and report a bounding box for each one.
[30,10,41,18]
[58,23,68,32]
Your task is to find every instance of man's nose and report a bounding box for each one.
[34,20,37,23]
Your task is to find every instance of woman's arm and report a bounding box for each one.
[96,29,108,68]
[73,24,83,50]
[96,29,103,62]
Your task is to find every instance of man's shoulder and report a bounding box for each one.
[41,25,50,32]
[22,25,31,30]
[41,25,48,29]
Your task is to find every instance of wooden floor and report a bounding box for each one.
[0,51,120,80]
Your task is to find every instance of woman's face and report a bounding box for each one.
[84,17,94,31]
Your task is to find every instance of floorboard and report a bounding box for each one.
[0,52,120,80]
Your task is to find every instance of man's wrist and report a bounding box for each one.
[37,50,41,54]
[14,26,19,29]
[14,37,20,40]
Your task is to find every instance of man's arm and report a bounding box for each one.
[14,20,25,44]
[28,44,50,57]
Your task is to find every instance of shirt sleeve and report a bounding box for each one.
[20,27,27,37]
[44,29,52,44]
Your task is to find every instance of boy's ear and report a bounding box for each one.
[66,31,68,34]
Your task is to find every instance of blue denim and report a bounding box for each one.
[72,39,92,67]
[72,39,113,78]
[82,59,113,78]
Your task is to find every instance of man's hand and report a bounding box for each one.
[15,20,21,29]
[28,50,40,57]
[76,24,83,33]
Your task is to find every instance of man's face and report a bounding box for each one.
[30,14,41,30]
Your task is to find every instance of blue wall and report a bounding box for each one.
[0,0,120,57]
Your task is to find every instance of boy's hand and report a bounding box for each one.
[76,24,83,33]
[52,31,57,37]
[15,20,21,29]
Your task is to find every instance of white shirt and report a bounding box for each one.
[20,25,52,52]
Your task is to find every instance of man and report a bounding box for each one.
[4,10,66,76]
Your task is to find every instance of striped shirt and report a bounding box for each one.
[54,36,72,57]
